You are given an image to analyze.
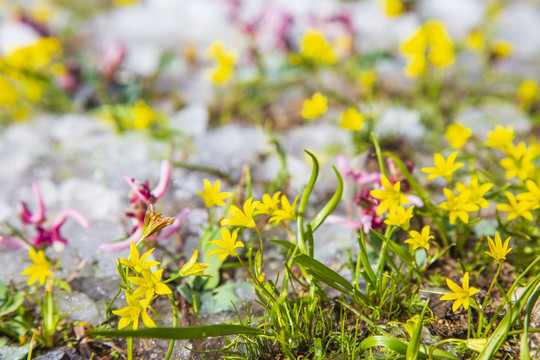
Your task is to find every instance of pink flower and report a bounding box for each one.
[123,159,171,206]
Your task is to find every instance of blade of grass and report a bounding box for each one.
[297,150,319,254]
[521,279,540,360]
[89,324,264,340]
[310,165,343,232]
[407,300,429,360]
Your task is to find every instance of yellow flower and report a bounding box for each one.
[142,205,175,239]
[0,76,18,106]
[112,0,140,6]
[120,243,160,273]
[370,175,409,215]
[440,272,479,312]
[301,92,328,119]
[380,0,404,18]
[21,248,52,286]
[496,191,534,222]
[516,180,540,210]
[404,225,433,251]
[208,227,244,261]
[455,175,493,209]
[499,142,536,180]
[400,20,454,77]
[518,80,539,106]
[131,100,156,129]
[445,122,472,149]
[384,205,414,230]
[179,250,211,277]
[439,188,479,224]
[112,293,155,330]
[358,70,377,89]
[299,30,336,65]
[421,151,463,182]
[205,41,237,86]
[465,30,484,52]
[339,108,364,131]
[484,232,512,262]
[492,40,513,58]
[221,196,260,228]
[6,37,62,72]
[254,191,281,216]
[485,125,515,150]
[269,195,299,224]
[197,179,232,208]
[129,269,172,299]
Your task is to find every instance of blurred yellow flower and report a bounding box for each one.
[206,41,237,86]
[339,108,364,131]
[485,125,515,150]
[0,76,18,106]
[21,248,52,286]
[301,92,328,119]
[496,191,534,222]
[380,0,404,18]
[300,30,336,65]
[439,188,479,224]
[465,30,484,52]
[400,20,454,77]
[132,100,157,129]
[455,175,492,209]
[422,151,463,183]
[516,180,540,210]
[384,205,414,230]
[492,40,513,58]
[254,191,281,216]
[518,80,539,106]
[445,122,472,149]
[197,179,232,208]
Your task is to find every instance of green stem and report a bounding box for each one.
[127,333,133,360]
[255,227,264,276]
[164,294,178,360]
[484,261,503,308]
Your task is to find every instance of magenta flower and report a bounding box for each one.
[1,183,90,251]
[98,159,191,253]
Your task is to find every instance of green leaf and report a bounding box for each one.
[294,254,353,292]
[357,233,377,288]
[370,133,386,178]
[406,301,429,360]
[359,335,459,360]
[310,166,343,232]
[89,324,263,340]
[297,150,319,253]
[521,277,540,360]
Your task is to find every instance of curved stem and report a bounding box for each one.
[164,293,178,360]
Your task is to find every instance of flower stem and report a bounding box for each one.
[164,293,178,360]
[484,261,503,309]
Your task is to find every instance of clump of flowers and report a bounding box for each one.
[299,30,337,65]
[206,41,237,86]
[98,160,190,252]
[400,20,455,77]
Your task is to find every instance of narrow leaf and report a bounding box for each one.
[311,166,343,232]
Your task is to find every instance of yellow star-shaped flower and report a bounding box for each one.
[404,225,433,251]
[21,247,52,286]
[112,293,155,330]
[208,227,244,261]
[440,272,479,312]
[269,195,299,224]
[422,151,463,183]
[484,232,512,262]
[129,268,172,299]
[179,250,212,277]
[370,175,409,215]
[197,179,232,208]
[221,197,260,228]
[120,243,160,273]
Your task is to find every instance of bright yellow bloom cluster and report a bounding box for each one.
[339,108,364,131]
[370,175,409,215]
[206,41,237,86]
[517,180,540,210]
[301,92,328,119]
[485,125,515,150]
[440,273,479,312]
[380,0,404,18]
[255,192,299,224]
[197,179,232,208]
[445,122,472,149]
[499,142,538,181]
[400,20,454,77]
[439,188,479,224]
[21,248,52,286]
[384,205,414,230]
[299,30,337,65]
